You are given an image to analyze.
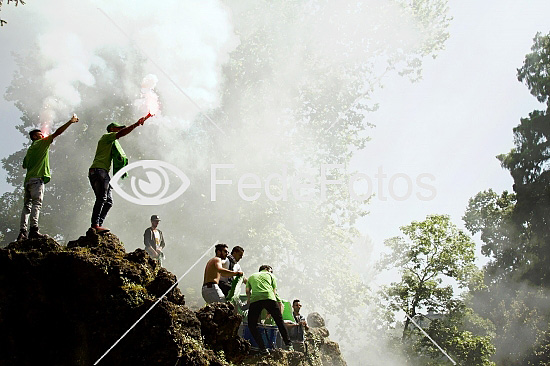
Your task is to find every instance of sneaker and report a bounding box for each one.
[29,227,47,239]
[92,225,110,233]
[17,230,28,241]
[259,348,270,356]
[283,343,294,351]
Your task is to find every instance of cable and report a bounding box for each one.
[94,241,218,365]
[376,288,457,365]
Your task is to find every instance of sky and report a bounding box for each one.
[1,1,549,275]
[349,0,550,270]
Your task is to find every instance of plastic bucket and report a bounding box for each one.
[241,323,279,349]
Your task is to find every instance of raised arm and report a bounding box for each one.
[116,118,145,139]
[51,115,78,140]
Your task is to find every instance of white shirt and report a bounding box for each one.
[220,256,241,282]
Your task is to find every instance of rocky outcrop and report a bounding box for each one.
[0,230,346,366]
[0,230,229,366]
[197,302,250,363]
[305,313,347,366]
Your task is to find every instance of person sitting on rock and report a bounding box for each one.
[246,265,293,354]
[202,243,243,304]
[143,215,165,265]
[18,115,79,241]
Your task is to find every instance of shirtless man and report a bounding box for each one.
[202,243,243,304]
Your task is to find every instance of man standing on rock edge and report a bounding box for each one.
[246,265,293,354]
[144,215,165,265]
[88,117,147,233]
[17,115,79,241]
[202,243,243,304]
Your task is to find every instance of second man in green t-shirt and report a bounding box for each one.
[88,116,148,232]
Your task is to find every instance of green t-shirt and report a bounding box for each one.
[246,270,277,303]
[23,135,54,184]
[90,132,117,171]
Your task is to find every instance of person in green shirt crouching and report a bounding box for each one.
[246,265,293,355]
[17,115,79,241]
[88,117,147,232]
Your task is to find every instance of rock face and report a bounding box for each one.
[196,302,250,363]
[0,230,347,366]
[0,230,229,366]
[305,314,347,366]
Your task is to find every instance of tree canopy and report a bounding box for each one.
[463,32,550,365]
[379,214,494,365]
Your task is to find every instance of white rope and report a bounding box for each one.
[94,241,218,365]
[377,288,457,365]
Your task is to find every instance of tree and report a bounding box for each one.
[378,215,495,364]
[463,189,521,283]
[517,32,550,109]
[416,299,496,366]
[463,32,550,365]
[380,215,477,337]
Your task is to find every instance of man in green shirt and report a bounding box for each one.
[246,265,293,354]
[88,117,147,232]
[18,115,79,241]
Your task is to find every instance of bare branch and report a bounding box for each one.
[0,0,26,27]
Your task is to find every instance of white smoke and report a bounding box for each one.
[134,74,160,117]
[24,0,239,132]
[7,2,451,365]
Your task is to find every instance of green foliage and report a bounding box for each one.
[413,300,496,366]
[380,215,477,331]
[463,32,550,365]
[379,215,494,364]
[517,32,550,108]
[463,190,523,283]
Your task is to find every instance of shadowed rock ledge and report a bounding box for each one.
[0,230,346,366]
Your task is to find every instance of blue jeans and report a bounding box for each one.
[88,168,113,226]
[20,178,45,231]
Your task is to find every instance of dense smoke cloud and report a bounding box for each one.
[26,0,238,132]
[3,1,452,365]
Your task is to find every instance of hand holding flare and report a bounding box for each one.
[137,112,154,125]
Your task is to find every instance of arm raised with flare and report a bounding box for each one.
[51,114,79,140]
[115,113,153,139]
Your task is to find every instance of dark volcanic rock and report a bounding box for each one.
[0,231,227,366]
[0,230,347,366]
[305,313,347,366]
[197,302,251,363]
[307,312,326,328]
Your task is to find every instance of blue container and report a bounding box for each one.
[240,323,279,349]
